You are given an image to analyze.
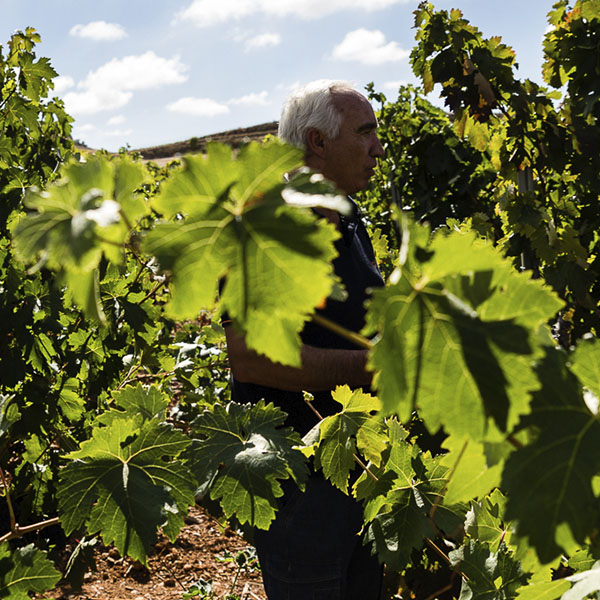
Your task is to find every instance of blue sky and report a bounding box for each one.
[2,0,558,151]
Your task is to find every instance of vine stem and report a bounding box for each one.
[507,434,524,449]
[117,363,143,390]
[0,517,61,544]
[0,467,16,530]
[0,466,61,544]
[311,314,372,350]
[423,569,460,600]
[424,537,452,565]
[118,370,175,389]
[137,279,166,305]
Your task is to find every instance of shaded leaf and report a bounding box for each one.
[58,379,85,421]
[0,543,61,599]
[58,418,194,564]
[570,337,600,403]
[358,420,464,569]
[187,401,308,529]
[502,349,600,563]
[449,540,530,600]
[0,395,20,440]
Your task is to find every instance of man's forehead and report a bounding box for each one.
[332,90,378,129]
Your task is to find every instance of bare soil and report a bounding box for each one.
[47,506,267,600]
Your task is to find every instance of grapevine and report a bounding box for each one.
[2,3,600,599]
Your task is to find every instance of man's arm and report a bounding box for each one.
[224,325,372,392]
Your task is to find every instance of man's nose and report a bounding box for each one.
[371,136,384,158]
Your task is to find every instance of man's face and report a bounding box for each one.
[320,91,384,195]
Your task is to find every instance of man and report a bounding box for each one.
[224,80,385,599]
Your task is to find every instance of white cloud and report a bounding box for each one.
[105,128,134,137]
[167,89,270,116]
[53,75,75,95]
[75,123,96,133]
[69,21,127,41]
[382,80,407,91]
[63,52,188,115]
[107,115,126,126]
[167,97,230,117]
[64,88,133,114]
[175,0,407,27]
[228,91,269,105]
[244,33,281,52]
[332,29,409,65]
[81,52,188,92]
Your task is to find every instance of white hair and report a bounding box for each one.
[278,79,356,150]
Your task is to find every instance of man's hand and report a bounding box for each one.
[224,325,373,392]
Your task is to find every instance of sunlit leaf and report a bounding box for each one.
[367,227,563,440]
[313,386,383,492]
[144,141,339,366]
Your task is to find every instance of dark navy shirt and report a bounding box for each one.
[230,205,385,435]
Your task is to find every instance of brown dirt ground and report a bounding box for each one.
[46,506,267,600]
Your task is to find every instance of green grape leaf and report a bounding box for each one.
[440,435,504,505]
[13,156,146,269]
[11,155,148,322]
[449,540,530,600]
[359,420,463,570]
[352,418,409,502]
[58,379,86,422]
[356,414,388,468]
[514,580,570,600]
[0,543,61,599]
[144,141,339,366]
[367,228,563,440]
[465,116,491,152]
[569,547,600,573]
[313,386,383,492]
[363,486,432,571]
[19,54,57,103]
[65,267,105,323]
[0,395,20,440]
[465,489,512,551]
[96,384,169,426]
[57,418,195,564]
[187,401,308,530]
[502,349,600,563]
[570,336,600,404]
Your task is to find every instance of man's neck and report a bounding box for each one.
[313,206,341,226]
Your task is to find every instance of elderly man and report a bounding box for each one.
[224,80,385,600]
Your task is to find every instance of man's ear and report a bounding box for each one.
[306,128,326,158]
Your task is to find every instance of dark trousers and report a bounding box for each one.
[253,472,383,600]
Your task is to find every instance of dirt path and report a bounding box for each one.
[46,506,267,600]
